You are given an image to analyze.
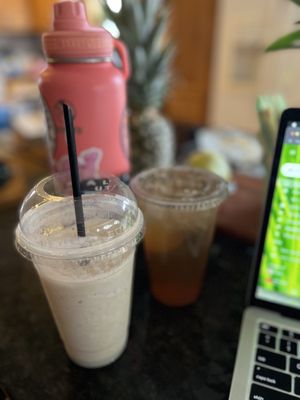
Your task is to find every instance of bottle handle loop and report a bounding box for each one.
[113,39,130,80]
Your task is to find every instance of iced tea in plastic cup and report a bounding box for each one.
[130,166,228,307]
[15,175,144,368]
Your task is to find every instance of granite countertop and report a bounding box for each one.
[0,209,254,400]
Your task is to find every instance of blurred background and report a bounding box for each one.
[0,0,300,241]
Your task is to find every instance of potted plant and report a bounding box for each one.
[266,0,300,51]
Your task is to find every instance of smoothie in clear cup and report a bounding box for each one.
[15,175,144,368]
[130,166,228,307]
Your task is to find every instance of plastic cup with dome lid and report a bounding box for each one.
[130,166,228,307]
[15,173,144,368]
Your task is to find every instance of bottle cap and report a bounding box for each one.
[42,1,113,61]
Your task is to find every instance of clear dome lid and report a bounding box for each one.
[130,166,228,210]
[16,175,144,260]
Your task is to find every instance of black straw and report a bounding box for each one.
[62,103,86,237]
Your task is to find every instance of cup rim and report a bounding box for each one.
[15,208,144,261]
[130,166,228,210]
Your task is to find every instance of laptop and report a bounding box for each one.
[229,108,300,400]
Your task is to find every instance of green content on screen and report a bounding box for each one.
[256,121,300,308]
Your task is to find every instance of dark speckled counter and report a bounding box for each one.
[0,209,254,400]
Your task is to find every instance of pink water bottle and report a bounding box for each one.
[39,0,130,180]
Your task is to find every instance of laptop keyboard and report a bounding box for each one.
[250,321,300,399]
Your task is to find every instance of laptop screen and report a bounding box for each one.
[255,120,300,309]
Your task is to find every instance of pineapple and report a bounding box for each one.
[102,0,175,175]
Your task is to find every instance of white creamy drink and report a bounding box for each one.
[39,249,135,368]
[15,176,144,368]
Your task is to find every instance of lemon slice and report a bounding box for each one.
[186,151,232,181]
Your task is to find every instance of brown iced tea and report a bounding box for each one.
[143,207,216,306]
[130,166,228,307]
